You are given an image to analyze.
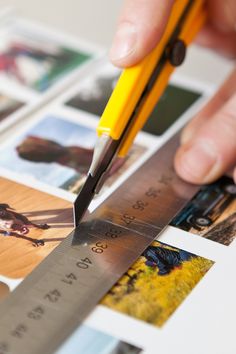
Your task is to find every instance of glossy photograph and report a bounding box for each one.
[0,94,24,122]
[57,325,142,354]
[0,30,90,92]
[66,65,201,136]
[0,177,73,280]
[66,65,120,116]
[0,115,145,195]
[171,176,236,245]
[102,240,213,327]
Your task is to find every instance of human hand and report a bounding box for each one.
[109,0,236,184]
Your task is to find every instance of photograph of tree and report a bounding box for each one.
[0,115,145,195]
[66,65,201,136]
[66,70,119,116]
[102,240,213,327]
[0,177,73,279]
[171,176,236,245]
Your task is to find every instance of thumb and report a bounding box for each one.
[175,91,236,184]
[109,0,174,67]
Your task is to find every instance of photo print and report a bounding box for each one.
[56,325,142,354]
[66,64,201,136]
[102,240,213,327]
[0,115,146,195]
[171,176,236,246]
[0,93,24,122]
[0,177,73,282]
[0,281,10,301]
[66,66,120,116]
[0,26,91,93]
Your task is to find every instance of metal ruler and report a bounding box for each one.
[0,132,199,354]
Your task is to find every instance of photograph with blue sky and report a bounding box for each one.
[0,115,145,194]
[56,325,141,354]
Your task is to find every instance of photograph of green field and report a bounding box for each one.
[102,240,214,327]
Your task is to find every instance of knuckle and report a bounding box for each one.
[222,108,236,129]
[216,96,236,146]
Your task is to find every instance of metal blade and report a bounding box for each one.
[73,174,97,227]
[73,138,121,227]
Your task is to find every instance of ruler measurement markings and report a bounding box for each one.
[0,228,157,354]
[0,226,150,352]
[0,132,200,354]
[94,136,196,235]
[84,219,158,251]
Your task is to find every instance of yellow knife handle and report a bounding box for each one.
[97,0,207,157]
[119,0,207,157]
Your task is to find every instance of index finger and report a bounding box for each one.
[109,0,174,67]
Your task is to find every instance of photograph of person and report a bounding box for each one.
[0,30,90,92]
[102,240,213,327]
[0,177,73,280]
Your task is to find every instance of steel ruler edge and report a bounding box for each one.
[0,132,200,354]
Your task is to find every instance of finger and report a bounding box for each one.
[207,0,236,33]
[196,25,236,58]
[175,92,236,184]
[181,69,236,144]
[109,0,174,67]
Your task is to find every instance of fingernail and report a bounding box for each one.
[110,22,137,62]
[177,142,219,183]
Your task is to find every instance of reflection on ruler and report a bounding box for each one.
[0,132,199,354]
